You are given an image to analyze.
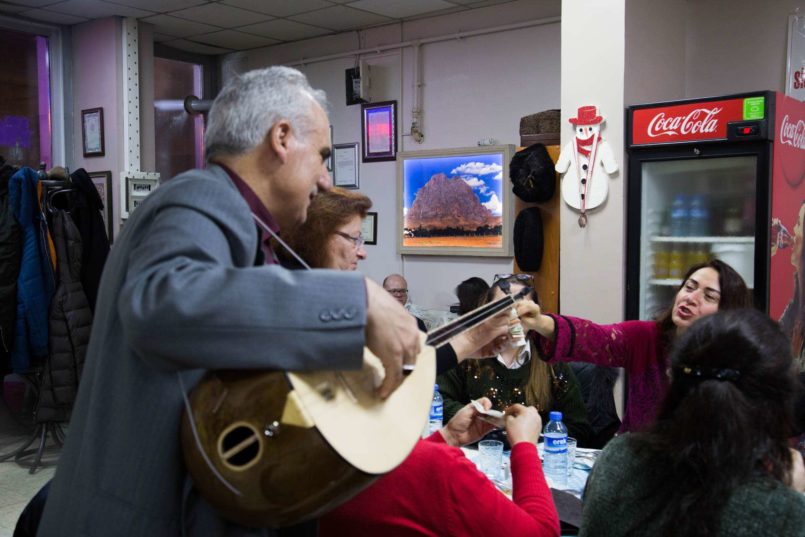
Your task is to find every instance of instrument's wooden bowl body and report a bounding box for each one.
[181,370,376,528]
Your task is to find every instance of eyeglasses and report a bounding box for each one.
[335,231,365,248]
[386,288,408,295]
[493,273,538,302]
[493,273,534,284]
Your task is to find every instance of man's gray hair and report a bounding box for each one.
[205,66,328,159]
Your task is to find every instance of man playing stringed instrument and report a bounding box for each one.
[38,67,421,537]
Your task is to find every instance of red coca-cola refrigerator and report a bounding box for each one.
[625,91,805,322]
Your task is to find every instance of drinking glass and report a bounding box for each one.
[566,437,577,476]
[478,440,504,479]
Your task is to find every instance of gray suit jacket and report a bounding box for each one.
[38,165,367,536]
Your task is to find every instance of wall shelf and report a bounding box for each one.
[650,236,754,243]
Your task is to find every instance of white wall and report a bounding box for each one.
[625,0,687,106]
[221,0,561,309]
[685,0,802,98]
[559,0,626,321]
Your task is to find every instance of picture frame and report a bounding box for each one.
[362,211,377,245]
[333,142,360,189]
[398,145,515,257]
[81,108,105,157]
[361,100,397,162]
[88,170,114,242]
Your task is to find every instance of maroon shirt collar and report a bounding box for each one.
[214,162,279,265]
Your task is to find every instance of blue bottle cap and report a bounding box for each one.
[549,411,563,422]
[434,384,439,390]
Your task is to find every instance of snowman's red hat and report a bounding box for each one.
[569,105,604,125]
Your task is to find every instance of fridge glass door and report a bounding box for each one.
[639,155,757,320]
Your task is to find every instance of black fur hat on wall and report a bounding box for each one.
[509,143,556,203]
[513,207,543,272]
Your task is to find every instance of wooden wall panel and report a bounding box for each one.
[512,142,561,314]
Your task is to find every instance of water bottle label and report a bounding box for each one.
[545,435,567,452]
[430,403,443,421]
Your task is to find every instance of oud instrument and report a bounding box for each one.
[180,287,531,528]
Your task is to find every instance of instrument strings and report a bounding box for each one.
[252,213,312,270]
[254,214,531,353]
[426,287,531,348]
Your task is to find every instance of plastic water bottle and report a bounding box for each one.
[669,195,689,237]
[689,194,710,237]
[543,411,568,484]
[428,385,444,436]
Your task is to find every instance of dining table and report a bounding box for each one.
[461,442,600,498]
[461,442,601,536]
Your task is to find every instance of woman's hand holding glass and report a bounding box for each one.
[514,298,556,339]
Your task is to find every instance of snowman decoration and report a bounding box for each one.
[555,105,618,227]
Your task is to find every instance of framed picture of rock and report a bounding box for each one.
[397,145,515,256]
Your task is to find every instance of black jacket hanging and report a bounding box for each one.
[39,210,92,422]
[68,168,110,311]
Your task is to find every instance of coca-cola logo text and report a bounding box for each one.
[779,114,805,150]
[646,107,723,138]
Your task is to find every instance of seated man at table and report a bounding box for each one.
[320,399,560,537]
[383,273,428,331]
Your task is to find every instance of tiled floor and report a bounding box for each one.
[0,385,60,537]
[0,453,55,537]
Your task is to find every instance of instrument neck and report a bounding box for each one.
[425,288,529,348]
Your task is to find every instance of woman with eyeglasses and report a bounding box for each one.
[277,187,511,375]
[579,309,805,537]
[515,259,752,434]
[438,275,592,446]
[277,186,370,270]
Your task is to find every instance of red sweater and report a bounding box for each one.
[320,433,560,537]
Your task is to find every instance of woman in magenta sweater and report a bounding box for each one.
[516,259,751,432]
[320,399,560,537]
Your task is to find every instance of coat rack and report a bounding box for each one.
[0,163,71,473]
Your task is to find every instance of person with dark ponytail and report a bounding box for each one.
[579,309,805,537]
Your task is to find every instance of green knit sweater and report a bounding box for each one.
[580,435,805,537]
[437,357,592,446]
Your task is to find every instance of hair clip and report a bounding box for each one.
[677,365,741,382]
[551,367,570,393]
